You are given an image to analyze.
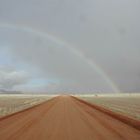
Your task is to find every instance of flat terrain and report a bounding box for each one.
[80,94,140,120]
[0,96,140,140]
[0,95,52,117]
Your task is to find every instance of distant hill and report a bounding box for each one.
[0,89,23,94]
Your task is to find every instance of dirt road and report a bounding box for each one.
[0,96,140,140]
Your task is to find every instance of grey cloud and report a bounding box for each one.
[0,0,140,93]
[4,29,114,92]
[0,66,29,90]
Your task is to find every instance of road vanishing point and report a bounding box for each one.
[0,96,140,140]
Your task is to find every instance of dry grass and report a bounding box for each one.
[79,94,140,120]
[0,94,53,117]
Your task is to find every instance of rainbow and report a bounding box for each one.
[0,23,120,93]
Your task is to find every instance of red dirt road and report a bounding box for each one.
[0,96,140,140]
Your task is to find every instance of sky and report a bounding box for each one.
[0,0,140,93]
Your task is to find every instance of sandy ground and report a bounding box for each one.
[0,96,140,140]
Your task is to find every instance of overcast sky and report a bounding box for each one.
[0,0,140,93]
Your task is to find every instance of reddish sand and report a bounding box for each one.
[0,96,140,140]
